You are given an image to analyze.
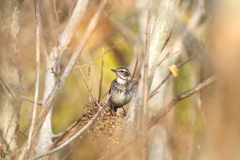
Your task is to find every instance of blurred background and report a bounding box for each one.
[13,0,240,159]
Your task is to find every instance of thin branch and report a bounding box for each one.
[0,77,17,103]
[53,0,61,73]
[147,76,216,128]
[53,0,60,41]
[25,0,108,153]
[61,135,82,160]
[160,29,173,52]
[49,107,88,149]
[77,62,95,100]
[88,66,92,102]
[68,0,77,18]
[98,76,216,160]
[132,45,140,79]
[25,0,41,158]
[98,48,104,103]
[52,96,110,149]
[79,38,124,68]
[58,0,90,50]
[28,103,104,160]
[156,49,179,67]
[21,96,42,105]
[141,0,152,159]
[148,54,194,99]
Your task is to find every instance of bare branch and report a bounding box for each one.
[26,0,108,156]
[21,96,42,105]
[79,38,124,68]
[77,62,95,100]
[58,0,90,50]
[147,0,177,89]
[141,0,152,159]
[98,48,105,103]
[28,103,104,160]
[132,45,140,79]
[156,49,179,67]
[148,54,194,99]
[88,66,92,102]
[125,0,177,135]
[24,0,41,158]
[147,76,216,128]
[98,76,215,160]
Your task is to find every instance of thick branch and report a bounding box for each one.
[27,0,108,156]
[0,0,22,159]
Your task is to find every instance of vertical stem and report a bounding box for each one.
[98,48,104,103]
[88,66,92,102]
[141,0,152,159]
[25,0,41,158]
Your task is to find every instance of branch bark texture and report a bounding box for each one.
[0,0,23,159]
[125,0,177,136]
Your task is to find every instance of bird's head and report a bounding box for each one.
[111,67,131,81]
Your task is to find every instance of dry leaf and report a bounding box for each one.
[168,64,178,77]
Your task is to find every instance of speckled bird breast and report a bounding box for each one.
[109,79,134,106]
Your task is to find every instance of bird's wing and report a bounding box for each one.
[109,80,115,94]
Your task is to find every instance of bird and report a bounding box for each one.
[108,67,134,115]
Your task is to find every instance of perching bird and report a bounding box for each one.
[108,67,134,115]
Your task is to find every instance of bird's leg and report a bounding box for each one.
[121,106,126,116]
[109,104,116,116]
[110,108,115,116]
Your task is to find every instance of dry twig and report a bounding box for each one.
[98,75,215,160]
[156,49,179,67]
[88,66,92,102]
[148,54,194,99]
[24,0,41,158]
[141,1,152,159]
[21,96,42,105]
[77,62,95,100]
[98,48,105,102]
[26,0,108,155]
[79,38,124,68]
[132,45,140,79]
[29,102,105,160]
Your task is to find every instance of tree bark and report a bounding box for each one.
[0,0,23,159]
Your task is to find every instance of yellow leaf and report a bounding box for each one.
[168,64,178,77]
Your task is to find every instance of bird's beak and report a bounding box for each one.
[111,69,116,72]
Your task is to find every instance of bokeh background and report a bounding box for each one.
[14,0,240,159]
